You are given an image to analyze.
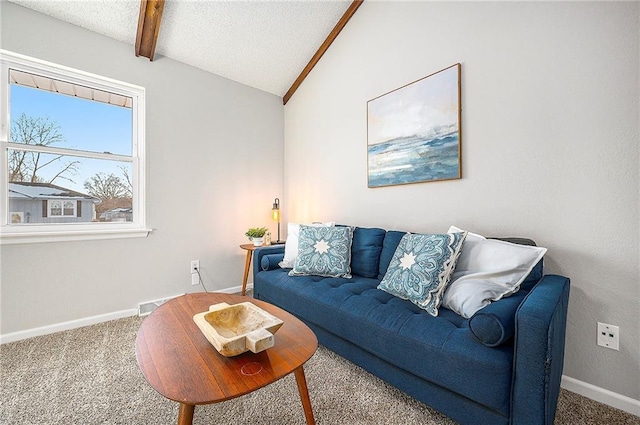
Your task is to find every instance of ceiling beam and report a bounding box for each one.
[282,0,364,105]
[135,0,165,61]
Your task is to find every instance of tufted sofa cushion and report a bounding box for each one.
[260,233,544,350]
[254,269,515,416]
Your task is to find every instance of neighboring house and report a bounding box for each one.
[8,182,100,224]
[100,207,133,222]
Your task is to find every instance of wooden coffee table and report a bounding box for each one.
[135,293,318,425]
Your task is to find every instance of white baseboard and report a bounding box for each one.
[0,283,254,344]
[0,308,138,344]
[562,375,640,417]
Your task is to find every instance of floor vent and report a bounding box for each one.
[138,294,184,317]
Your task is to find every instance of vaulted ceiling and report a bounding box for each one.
[8,0,360,102]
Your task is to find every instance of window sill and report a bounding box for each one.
[0,226,152,245]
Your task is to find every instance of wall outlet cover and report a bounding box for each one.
[597,322,619,351]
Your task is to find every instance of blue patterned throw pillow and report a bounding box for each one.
[290,225,354,278]
[377,232,467,316]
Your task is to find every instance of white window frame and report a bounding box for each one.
[0,50,151,244]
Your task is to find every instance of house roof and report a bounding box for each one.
[8,182,100,202]
[7,0,353,97]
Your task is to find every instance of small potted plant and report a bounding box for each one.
[245,227,268,246]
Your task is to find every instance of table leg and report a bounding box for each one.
[242,250,253,296]
[177,403,195,425]
[294,366,315,425]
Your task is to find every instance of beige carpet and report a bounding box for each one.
[1,315,638,425]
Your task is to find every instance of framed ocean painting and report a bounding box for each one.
[367,63,461,188]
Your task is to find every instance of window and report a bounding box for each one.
[0,50,149,244]
[48,200,76,218]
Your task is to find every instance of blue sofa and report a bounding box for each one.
[252,226,570,425]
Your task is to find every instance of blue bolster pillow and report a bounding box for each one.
[469,290,528,347]
[261,254,284,271]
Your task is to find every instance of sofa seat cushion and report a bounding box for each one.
[254,270,514,415]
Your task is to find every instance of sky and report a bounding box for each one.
[367,65,459,146]
[10,84,133,193]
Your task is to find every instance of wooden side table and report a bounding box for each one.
[240,243,285,296]
[240,243,260,296]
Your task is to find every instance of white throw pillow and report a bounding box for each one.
[442,225,547,318]
[279,222,335,268]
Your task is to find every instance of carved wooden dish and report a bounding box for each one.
[193,302,284,357]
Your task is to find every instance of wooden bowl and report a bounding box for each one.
[193,302,284,356]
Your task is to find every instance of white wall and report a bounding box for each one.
[0,3,283,333]
[284,1,640,406]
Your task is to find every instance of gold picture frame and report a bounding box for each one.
[367,63,462,188]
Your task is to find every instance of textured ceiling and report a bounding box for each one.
[8,0,352,97]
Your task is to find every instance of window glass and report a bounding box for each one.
[7,150,133,223]
[9,73,132,156]
[63,201,75,216]
[50,200,62,216]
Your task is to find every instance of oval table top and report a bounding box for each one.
[135,292,318,405]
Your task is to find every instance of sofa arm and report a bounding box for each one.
[252,245,285,279]
[511,274,570,425]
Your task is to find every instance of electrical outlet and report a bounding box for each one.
[191,260,200,286]
[597,322,619,351]
[190,260,199,274]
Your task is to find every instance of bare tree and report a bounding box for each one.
[117,165,133,197]
[9,113,79,184]
[83,173,129,200]
[84,170,132,217]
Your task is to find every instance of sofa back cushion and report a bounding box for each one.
[378,231,407,279]
[350,227,386,278]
